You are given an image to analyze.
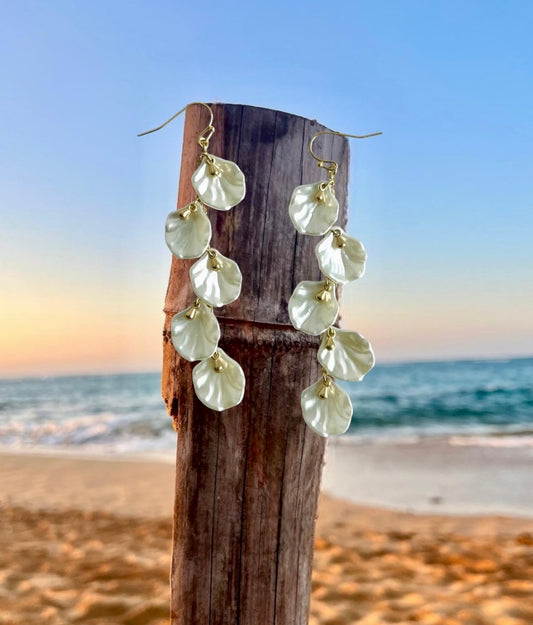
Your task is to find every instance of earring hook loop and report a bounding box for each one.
[137,102,215,151]
[309,129,382,179]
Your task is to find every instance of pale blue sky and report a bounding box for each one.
[1,0,532,375]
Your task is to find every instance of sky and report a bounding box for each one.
[0,0,532,376]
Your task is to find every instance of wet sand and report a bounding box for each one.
[323,438,533,517]
[1,452,532,624]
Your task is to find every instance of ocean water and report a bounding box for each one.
[0,358,532,453]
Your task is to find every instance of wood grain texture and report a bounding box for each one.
[161,103,349,625]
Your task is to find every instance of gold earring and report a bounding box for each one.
[139,102,246,411]
[288,128,382,436]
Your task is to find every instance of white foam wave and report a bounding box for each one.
[0,412,175,451]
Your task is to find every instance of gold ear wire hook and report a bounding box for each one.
[137,102,215,151]
[309,129,382,179]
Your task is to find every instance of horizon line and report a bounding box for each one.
[1,354,532,382]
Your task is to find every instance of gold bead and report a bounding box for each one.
[208,162,221,177]
[178,202,198,220]
[179,206,192,220]
[315,182,328,203]
[185,299,201,319]
[212,352,226,373]
[210,255,223,271]
[315,281,333,303]
[318,378,331,399]
[324,328,336,350]
[185,307,198,320]
[333,233,346,248]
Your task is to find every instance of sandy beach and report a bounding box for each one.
[1,449,532,625]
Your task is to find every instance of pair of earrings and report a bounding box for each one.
[139,103,380,437]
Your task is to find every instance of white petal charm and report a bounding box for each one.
[191,154,246,211]
[288,182,339,235]
[170,300,220,362]
[301,376,353,437]
[318,327,375,381]
[165,202,212,259]
[288,280,339,335]
[190,249,242,307]
[193,349,245,411]
[315,228,367,284]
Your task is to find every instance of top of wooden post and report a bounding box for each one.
[164,103,349,327]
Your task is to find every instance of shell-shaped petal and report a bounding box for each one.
[171,301,220,361]
[165,204,211,259]
[191,154,246,210]
[315,229,367,284]
[193,348,245,411]
[288,182,339,235]
[318,328,375,381]
[301,378,353,437]
[288,280,339,335]
[190,250,242,307]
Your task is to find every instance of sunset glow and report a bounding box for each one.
[1,2,532,377]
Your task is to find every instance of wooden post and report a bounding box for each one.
[162,104,349,625]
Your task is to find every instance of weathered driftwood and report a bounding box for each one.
[162,103,349,625]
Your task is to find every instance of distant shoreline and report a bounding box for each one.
[1,354,533,381]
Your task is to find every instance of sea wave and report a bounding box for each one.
[0,411,176,452]
[1,360,532,453]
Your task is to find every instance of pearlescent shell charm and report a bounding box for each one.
[315,229,367,284]
[171,300,220,362]
[190,250,242,307]
[318,328,375,381]
[301,378,353,437]
[288,280,339,335]
[165,204,212,259]
[288,182,339,235]
[192,154,246,211]
[193,348,245,411]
